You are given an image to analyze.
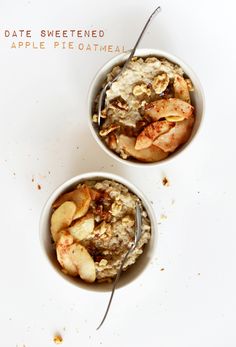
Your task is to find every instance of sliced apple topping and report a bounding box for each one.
[68,213,95,241]
[52,185,91,220]
[118,135,169,162]
[56,233,96,283]
[145,98,194,122]
[173,74,190,103]
[135,120,174,150]
[153,116,194,152]
[51,201,77,242]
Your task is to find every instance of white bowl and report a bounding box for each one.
[88,48,205,167]
[39,172,157,292]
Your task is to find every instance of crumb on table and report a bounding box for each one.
[162,176,170,186]
[160,214,167,221]
[53,335,63,344]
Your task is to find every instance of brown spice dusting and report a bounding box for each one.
[160,268,165,271]
[37,184,41,190]
[162,176,170,186]
[32,178,34,182]
[53,335,63,344]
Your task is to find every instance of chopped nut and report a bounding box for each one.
[111,66,122,77]
[53,335,63,344]
[99,259,108,267]
[111,201,123,216]
[152,73,169,94]
[101,109,107,118]
[92,114,98,123]
[132,83,151,97]
[145,57,158,63]
[99,124,120,137]
[110,96,128,111]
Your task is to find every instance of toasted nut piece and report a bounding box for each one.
[94,221,112,238]
[152,73,169,94]
[145,98,194,121]
[99,124,120,137]
[109,96,128,110]
[132,83,151,97]
[173,74,190,103]
[92,114,98,123]
[153,116,194,152]
[145,57,158,63]
[135,120,174,150]
[51,202,77,242]
[118,135,169,162]
[53,185,91,220]
[68,213,94,241]
[56,232,96,282]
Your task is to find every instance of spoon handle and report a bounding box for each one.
[96,204,142,330]
[97,5,161,126]
[121,5,161,73]
[96,246,134,331]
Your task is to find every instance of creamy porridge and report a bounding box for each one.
[50,179,151,283]
[92,56,195,162]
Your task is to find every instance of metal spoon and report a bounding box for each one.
[96,202,142,330]
[97,5,162,127]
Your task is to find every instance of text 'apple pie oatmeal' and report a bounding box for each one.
[50,180,151,283]
[92,56,195,162]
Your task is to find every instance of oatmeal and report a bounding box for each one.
[92,56,195,162]
[50,180,151,283]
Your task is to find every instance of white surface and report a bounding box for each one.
[0,0,235,346]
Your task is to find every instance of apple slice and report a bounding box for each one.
[70,244,96,283]
[51,201,76,242]
[68,213,94,241]
[135,120,174,150]
[56,232,96,282]
[53,185,91,220]
[118,135,169,162]
[56,231,77,276]
[72,185,91,220]
[145,98,193,121]
[173,74,190,103]
[153,116,194,152]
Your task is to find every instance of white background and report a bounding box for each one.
[0,0,236,346]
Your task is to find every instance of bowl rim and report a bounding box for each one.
[39,171,157,292]
[87,48,205,167]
